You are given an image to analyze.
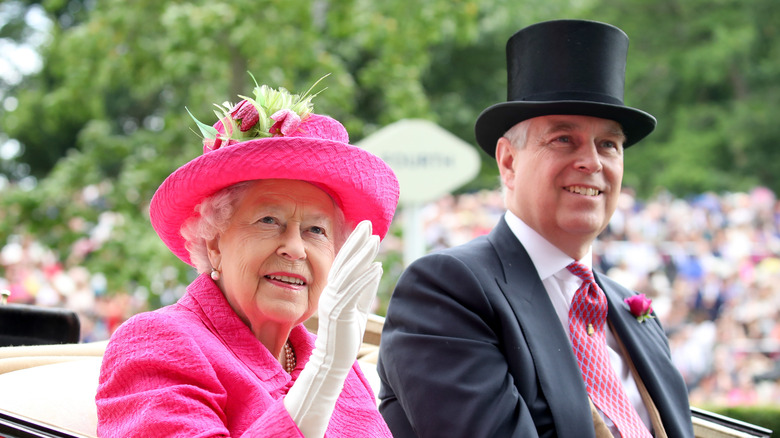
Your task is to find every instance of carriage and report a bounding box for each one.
[0,303,771,438]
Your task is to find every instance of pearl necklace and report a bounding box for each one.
[284,341,296,374]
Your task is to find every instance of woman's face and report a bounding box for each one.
[207,179,339,334]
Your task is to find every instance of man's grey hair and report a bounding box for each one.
[497,120,532,204]
[180,180,348,274]
[503,119,531,150]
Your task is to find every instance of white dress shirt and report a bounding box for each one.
[504,211,653,435]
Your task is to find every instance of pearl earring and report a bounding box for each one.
[210,268,221,281]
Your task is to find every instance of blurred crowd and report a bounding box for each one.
[0,233,144,343]
[418,186,780,407]
[2,185,780,407]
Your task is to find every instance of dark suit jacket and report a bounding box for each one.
[377,218,694,438]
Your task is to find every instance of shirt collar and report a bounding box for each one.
[503,210,593,280]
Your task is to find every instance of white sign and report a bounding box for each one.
[358,119,480,205]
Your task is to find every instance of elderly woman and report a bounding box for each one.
[95,78,399,437]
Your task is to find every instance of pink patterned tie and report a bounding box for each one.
[567,261,652,438]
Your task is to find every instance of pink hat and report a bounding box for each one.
[150,78,400,266]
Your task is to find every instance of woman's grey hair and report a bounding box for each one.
[180,180,349,273]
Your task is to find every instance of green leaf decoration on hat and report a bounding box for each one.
[186,106,220,140]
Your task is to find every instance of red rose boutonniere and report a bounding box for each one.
[624,294,655,323]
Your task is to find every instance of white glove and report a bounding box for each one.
[284,220,382,438]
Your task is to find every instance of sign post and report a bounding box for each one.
[358,119,480,265]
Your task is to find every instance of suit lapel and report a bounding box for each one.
[488,219,595,438]
[597,273,682,436]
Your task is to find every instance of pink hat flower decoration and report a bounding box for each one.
[270,109,302,137]
[230,100,260,132]
[186,73,324,152]
[624,294,655,323]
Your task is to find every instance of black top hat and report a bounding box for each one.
[474,19,656,157]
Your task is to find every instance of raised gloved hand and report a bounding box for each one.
[284,220,382,438]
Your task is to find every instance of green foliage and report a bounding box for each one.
[590,0,780,197]
[1,0,538,302]
[2,0,780,305]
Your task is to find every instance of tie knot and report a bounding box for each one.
[567,261,595,283]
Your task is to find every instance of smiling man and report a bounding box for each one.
[378,20,694,438]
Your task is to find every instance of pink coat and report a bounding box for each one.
[96,274,391,437]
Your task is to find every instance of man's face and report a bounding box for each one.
[496,114,625,259]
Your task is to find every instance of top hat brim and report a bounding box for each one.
[475,100,657,158]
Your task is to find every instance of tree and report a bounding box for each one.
[3,0,779,306]
[590,0,780,197]
[0,0,569,304]
[0,0,97,178]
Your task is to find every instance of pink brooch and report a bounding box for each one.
[624,294,654,323]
